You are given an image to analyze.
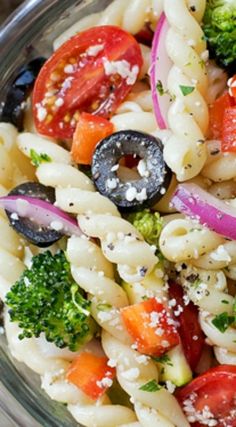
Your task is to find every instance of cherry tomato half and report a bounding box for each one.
[33,26,143,139]
[169,281,205,371]
[177,365,236,427]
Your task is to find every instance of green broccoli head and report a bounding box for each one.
[6,250,96,351]
[203,0,236,68]
[128,209,163,246]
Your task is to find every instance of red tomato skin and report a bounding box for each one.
[221,106,236,152]
[33,26,143,139]
[177,365,236,427]
[168,281,205,371]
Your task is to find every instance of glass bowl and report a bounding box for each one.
[0,1,112,425]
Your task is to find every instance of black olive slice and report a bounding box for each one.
[6,182,62,248]
[91,130,172,211]
[1,57,46,131]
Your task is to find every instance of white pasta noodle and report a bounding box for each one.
[102,331,190,427]
[163,0,208,181]
[159,218,224,262]
[177,264,236,363]
[53,0,164,50]
[21,132,158,282]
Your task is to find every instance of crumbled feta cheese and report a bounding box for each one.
[10,212,19,221]
[107,359,117,368]
[102,57,139,85]
[200,50,209,62]
[125,186,137,202]
[111,164,119,172]
[55,97,64,107]
[136,188,147,202]
[106,178,118,190]
[210,245,231,262]
[37,106,47,122]
[149,311,160,327]
[64,64,74,74]
[96,377,113,388]
[97,311,112,323]
[137,159,149,178]
[135,354,149,365]
[121,368,140,381]
[50,221,63,231]
[166,380,176,394]
[86,44,104,56]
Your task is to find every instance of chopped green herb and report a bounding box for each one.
[30,149,52,167]
[97,303,112,311]
[152,354,173,367]
[212,312,235,333]
[179,85,195,96]
[156,80,165,96]
[139,379,161,392]
[221,300,229,304]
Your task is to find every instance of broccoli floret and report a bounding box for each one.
[203,0,236,69]
[6,250,96,351]
[128,209,163,246]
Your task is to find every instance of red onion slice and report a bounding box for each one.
[172,183,236,240]
[0,195,82,237]
[150,13,172,129]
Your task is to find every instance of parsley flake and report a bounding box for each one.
[30,149,52,167]
[179,85,195,96]
[212,312,235,333]
[139,379,161,392]
[156,80,165,96]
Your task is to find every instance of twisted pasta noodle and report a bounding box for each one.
[17,132,157,281]
[202,139,236,182]
[208,180,236,200]
[192,241,236,270]
[178,264,236,364]
[0,123,35,186]
[159,218,224,262]
[101,331,190,427]
[163,0,208,181]
[53,0,164,50]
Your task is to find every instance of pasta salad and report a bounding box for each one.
[0,0,236,426]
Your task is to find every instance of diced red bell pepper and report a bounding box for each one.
[221,106,236,152]
[209,92,234,140]
[71,112,114,165]
[121,297,179,356]
[66,352,116,400]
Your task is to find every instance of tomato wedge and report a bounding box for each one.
[177,365,236,427]
[33,26,143,139]
[168,281,205,371]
